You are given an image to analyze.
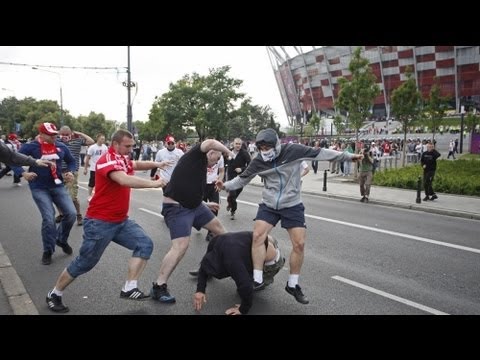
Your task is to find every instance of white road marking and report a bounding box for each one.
[332,275,449,315]
[226,197,480,255]
[139,208,163,218]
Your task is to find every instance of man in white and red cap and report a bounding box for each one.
[12,122,78,266]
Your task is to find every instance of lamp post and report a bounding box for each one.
[460,104,465,154]
[123,46,135,134]
[32,67,64,126]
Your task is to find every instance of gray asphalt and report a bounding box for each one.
[1,157,479,315]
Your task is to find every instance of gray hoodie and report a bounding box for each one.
[223,129,355,210]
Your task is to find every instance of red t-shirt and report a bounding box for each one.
[86,147,134,222]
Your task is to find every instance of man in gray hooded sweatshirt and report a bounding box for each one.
[216,128,362,304]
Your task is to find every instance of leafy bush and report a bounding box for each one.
[373,159,480,196]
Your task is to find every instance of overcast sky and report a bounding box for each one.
[0,46,289,127]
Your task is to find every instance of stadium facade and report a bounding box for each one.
[267,46,480,126]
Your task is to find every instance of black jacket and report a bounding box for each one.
[196,231,254,314]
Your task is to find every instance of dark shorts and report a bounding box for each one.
[255,203,306,229]
[161,202,215,240]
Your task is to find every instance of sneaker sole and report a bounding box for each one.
[120,295,150,301]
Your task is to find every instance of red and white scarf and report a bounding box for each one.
[38,137,62,184]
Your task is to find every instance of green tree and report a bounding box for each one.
[391,66,421,166]
[333,115,346,136]
[465,111,480,138]
[148,66,245,141]
[425,78,449,143]
[148,66,282,142]
[336,47,380,143]
[309,112,321,135]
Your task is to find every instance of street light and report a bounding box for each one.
[32,67,64,125]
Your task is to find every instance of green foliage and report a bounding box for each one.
[391,66,421,166]
[333,115,345,135]
[336,47,380,140]
[465,112,480,134]
[309,113,321,134]
[424,79,450,141]
[373,159,480,196]
[147,66,280,142]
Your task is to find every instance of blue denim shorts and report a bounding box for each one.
[255,203,306,229]
[161,202,215,240]
[67,217,153,278]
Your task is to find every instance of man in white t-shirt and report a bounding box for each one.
[83,133,108,201]
[151,135,184,182]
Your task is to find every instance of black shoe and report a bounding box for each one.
[264,256,285,285]
[120,288,150,300]
[253,281,266,291]
[430,194,438,200]
[364,197,369,203]
[285,283,309,304]
[189,269,199,277]
[150,282,176,303]
[41,251,52,265]
[423,196,430,201]
[205,232,213,242]
[56,241,73,255]
[55,214,64,223]
[360,196,366,202]
[46,292,69,313]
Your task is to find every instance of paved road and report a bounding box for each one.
[1,165,479,315]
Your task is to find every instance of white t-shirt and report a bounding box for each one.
[206,156,224,184]
[87,143,108,171]
[154,147,184,182]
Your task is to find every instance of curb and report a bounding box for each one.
[0,243,39,315]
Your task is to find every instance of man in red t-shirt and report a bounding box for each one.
[45,129,171,313]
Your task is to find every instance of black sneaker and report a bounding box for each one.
[430,194,438,200]
[46,292,69,313]
[423,196,430,201]
[150,282,176,303]
[55,214,64,223]
[253,280,266,291]
[285,283,309,304]
[56,241,73,255]
[264,256,285,285]
[189,269,199,277]
[120,287,150,300]
[205,231,214,242]
[41,251,52,265]
[360,196,366,202]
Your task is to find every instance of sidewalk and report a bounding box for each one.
[249,171,480,221]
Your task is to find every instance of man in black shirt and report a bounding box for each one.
[225,138,250,219]
[421,141,441,201]
[150,139,233,304]
[193,231,284,315]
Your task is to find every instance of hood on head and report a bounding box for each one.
[255,128,281,160]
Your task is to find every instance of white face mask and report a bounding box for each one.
[260,148,275,162]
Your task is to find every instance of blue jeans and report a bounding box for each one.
[31,186,76,253]
[67,217,153,278]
